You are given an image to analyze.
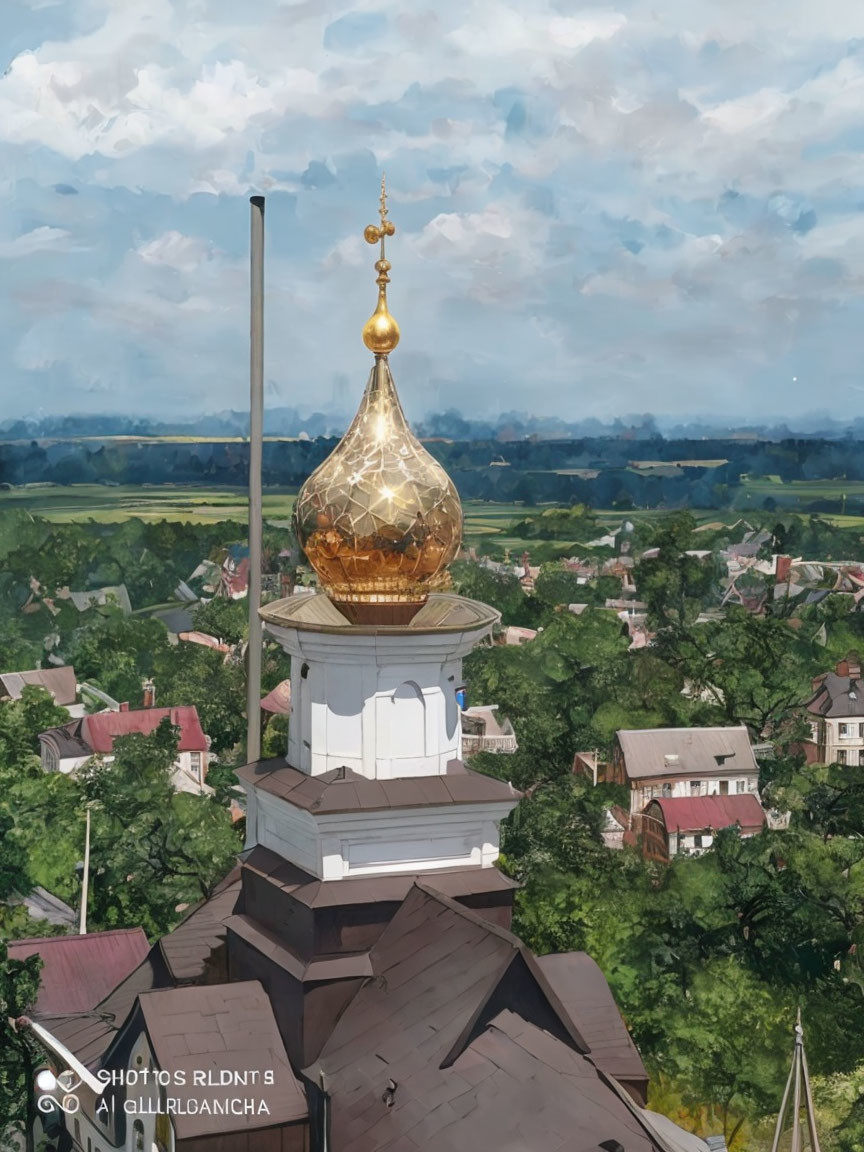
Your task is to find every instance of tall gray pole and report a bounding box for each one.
[246,196,265,764]
[79,805,91,935]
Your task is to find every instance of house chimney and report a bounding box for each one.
[119,702,129,712]
[775,554,792,584]
[837,658,849,677]
[142,678,156,708]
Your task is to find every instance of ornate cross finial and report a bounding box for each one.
[362,174,400,354]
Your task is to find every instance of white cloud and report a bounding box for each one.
[0,227,75,257]
[0,0,863,419]
[136,231,214,273]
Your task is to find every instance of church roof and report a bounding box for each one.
[306,885,665,1152]
[536,951,648,1090]
[158,866,242,982]
[236,757,520,813]
[132,981,308,1137]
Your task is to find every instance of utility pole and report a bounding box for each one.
[246,195,265,764]
[770,1009,821,1152]
[79,805,91,935]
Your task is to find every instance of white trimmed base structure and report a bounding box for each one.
[261,592,499,779]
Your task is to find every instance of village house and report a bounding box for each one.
[0,665,82,715]
[460,704,518,754]
[609,726,762,816]
[805,654,864,764]
[38,703,211,795]
[640,794,767,863]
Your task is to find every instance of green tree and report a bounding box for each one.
[192,597,248,646]
[655,607,814,736]
[0,943,43,1152]
[634,512,722,627]
[450,560,541,629]
[79,720,241,936]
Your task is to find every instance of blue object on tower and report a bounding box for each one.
[455,687,467,710]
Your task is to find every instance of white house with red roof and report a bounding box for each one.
[38,705,211,795]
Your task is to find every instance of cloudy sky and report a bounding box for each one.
[1,0,863,424]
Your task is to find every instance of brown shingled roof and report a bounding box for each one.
[158,867,241,982]
[536,952,648,1092]
[130,981,308,1137]
[306,885,663,1152]
[616,726,758,781]
[0,666,77,706]
[236,758,520,813]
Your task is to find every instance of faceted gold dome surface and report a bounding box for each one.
[293,356,463,605]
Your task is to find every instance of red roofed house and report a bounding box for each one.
[610,725,761,816]
[641,794,767,863]
[7,929,150,1015]
[38,706,211,795]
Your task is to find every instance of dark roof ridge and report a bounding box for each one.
[410,882,591,1059]
[411,879,522,947]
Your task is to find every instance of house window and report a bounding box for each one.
[134,1122,145,1152]
[690,780,701,796]
[662,782,672,797]
[837,749,847,765]
[74,1121,81,1147]
[736,779,746,794]
[719,781,729,796]
[694,835,703,848]
[190,751,202,778]
[840,723,852,738]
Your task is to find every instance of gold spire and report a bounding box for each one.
[292,182,463,622]
[362,174,400,355]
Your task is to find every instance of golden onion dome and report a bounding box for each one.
[293,178,463,621]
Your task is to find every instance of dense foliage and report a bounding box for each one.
[4,504,864,1148]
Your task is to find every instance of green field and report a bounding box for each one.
[2,480,862,544]
[0,484,538,542]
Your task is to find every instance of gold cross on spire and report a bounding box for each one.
[362,174,400,354]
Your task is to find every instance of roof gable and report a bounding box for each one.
[82,706,207,752]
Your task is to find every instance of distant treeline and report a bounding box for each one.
[2,436,864,510]
[7,407,864,442]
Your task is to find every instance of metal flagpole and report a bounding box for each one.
[246,195,265,764]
